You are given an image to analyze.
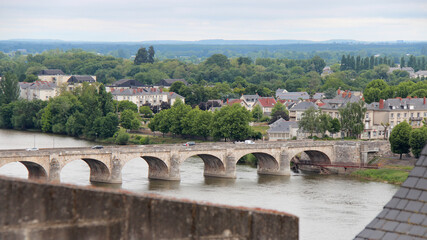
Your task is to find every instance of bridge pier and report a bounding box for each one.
[256,151,290,176]
[48,158,61,183]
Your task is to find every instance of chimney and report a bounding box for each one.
[408,96,411,99]
[337,89,341,95]
[348,92,352,98]
[379,99,384,109]
[227,98,229,104]
[424,97,426,105]
[362,96,365,102]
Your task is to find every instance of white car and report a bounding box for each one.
[26,147,39,151]
[244,140,255,144]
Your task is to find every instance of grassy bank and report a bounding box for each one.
[351,165,413,185]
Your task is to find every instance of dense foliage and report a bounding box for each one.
[0,83,119,139]
[389,121,412,159]
[148,100,259,141]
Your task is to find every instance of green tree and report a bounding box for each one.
[338,100,367,138]
[211,104,251,141]
[251,104,263,122]
[117,100,138,113]
[148,46,155,64]
[120,109,140,130]
[115,128,130,145]
[389,121,412,159]
[0,72,20,105]
[134,47,148,65]
[140,105,153,118]
[298,107,319,137]
[205,54,230,68]
[409,127,427,158]
[329,118,341,135]
[317,112,332,137]
[324,88,337,99]
[169,99,192,135]
[271,101,288,117]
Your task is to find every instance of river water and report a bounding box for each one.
[0,129,398,240]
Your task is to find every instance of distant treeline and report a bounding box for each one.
[1,40,426,64]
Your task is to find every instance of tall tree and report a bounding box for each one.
[0,72,20,105]
[251,105,263,122]
[298,107,319,137]
[338,100,366,138]
[389,121,412,159]
[148,46,155,64]
[409,127,427,158]
[134,47,148,65]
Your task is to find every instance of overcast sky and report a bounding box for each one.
[0,0,426,42]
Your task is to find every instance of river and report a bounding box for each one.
[0,129,398,240]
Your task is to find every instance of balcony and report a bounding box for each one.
[410,117,423,121]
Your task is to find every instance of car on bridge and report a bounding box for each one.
[26,147,39,151]
[183,142,195,146]
[91,145,104,149]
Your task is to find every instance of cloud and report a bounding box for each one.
[0,0,426,41]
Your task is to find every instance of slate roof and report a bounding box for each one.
[38,69,64,75]
[354,148,427,240]
[67,75,96,83]
[267,119,298,133]
[276,91,324,101]
[159,79,188,86]
[241,94,259,102]
[20,81,56,90]
[290,101,317,111]
[368,98,427,111]
[108,79,146,88]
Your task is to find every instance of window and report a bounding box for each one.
[366,113,369,118]
[391,113,394,118]
[411,113,414,117]
[404,113,407,117]
[424,112,427,117]
[417,113,420,117]
[397,113,400,118]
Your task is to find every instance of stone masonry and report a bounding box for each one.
[0,176,299,240]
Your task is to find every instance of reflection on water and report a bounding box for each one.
[0,129,399,240]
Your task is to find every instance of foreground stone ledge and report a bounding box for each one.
[0,176,299,240]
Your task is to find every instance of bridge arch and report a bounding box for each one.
[60,158,111,183]
[181,154,225,178]
[141,156,170,180]
[235,152,279,174]
[0,161,48,180]
[291,150,331,164]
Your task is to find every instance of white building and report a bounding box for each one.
[110,88,185,108]
[19,81,58,101]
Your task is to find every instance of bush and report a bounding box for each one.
[260,116,270,122]
[291,136,297,140]
[115,129,130,145]
[140,136,150,145]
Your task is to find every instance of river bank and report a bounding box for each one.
[350,157,416,185]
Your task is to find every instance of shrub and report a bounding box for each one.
[115,129,129,145]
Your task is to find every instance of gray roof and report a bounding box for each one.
[290,101,317,111]
[267,119,298,133]
[320,92,361,110]
[38,69,64,75]
[67,75,96,83]
[368,98,427,111]
[354,147,427,239]
[160,79,188,86]
[111,88,184,99]
[20,81,56,90]
[242,94,259,102]
[276,91,324,101]
[108,79,146,88]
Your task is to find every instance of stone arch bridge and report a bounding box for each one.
[0,140,389,184]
